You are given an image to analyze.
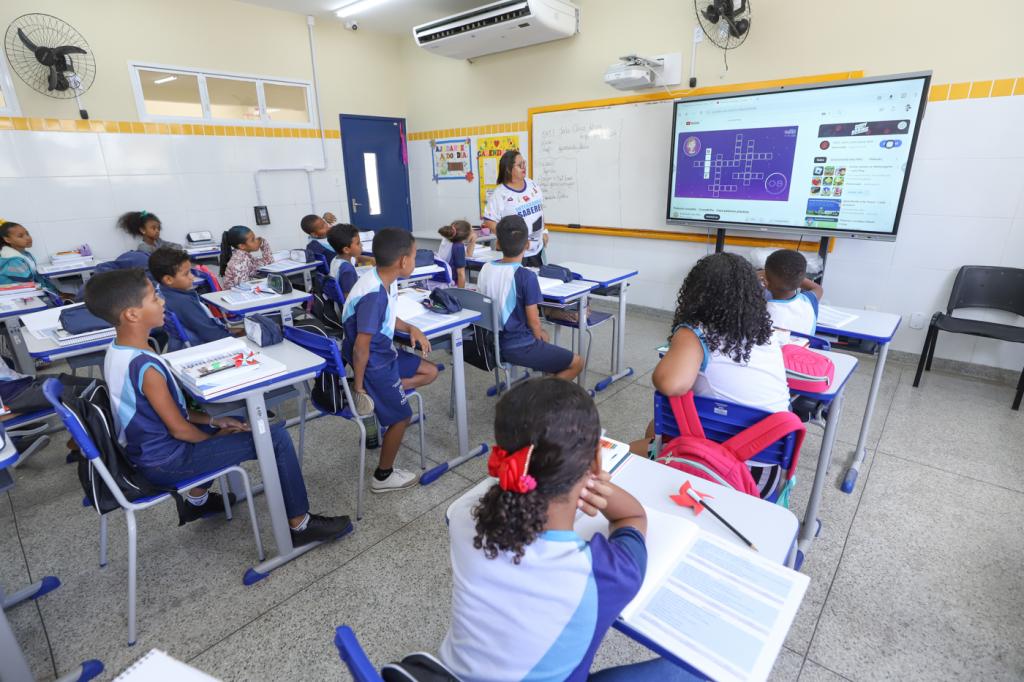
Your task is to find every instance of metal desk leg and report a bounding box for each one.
[281,305,294,327]
[242,392,319,585]
[842,341,889,494]
[420,327,488,485]
[3,318,34,376]
[577,294,590,389]
[595,281,635,392]
[796,391,844,571]
[0,606,34,682]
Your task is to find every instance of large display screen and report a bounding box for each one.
[666,73,930,240]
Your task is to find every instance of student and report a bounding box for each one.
[219,225,274,290]
[477,215,582,380]
[441,377,687,681]
[326,223,363,297]
[300,212,338,267]
[149,246,233,350]
[763,249,823,335]
[83,268,351,541]
[116,211,178,255]
[437,220,475,288]
[341,228,438,493]
[0,222,63,296]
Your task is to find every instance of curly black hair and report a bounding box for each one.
[670,252,772,364]
[473,377,600,564]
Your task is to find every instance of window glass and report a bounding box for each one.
[139,69,202,118]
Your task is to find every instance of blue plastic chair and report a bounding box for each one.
[162,309,198,351]
[314,253,331,275]
[42,378,264,645]
[334,625,461,682]
[651,391,802,505]
[283,326,426,520]
[334,626,384,682]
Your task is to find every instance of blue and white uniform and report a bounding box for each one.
[440,491,646,682]
[766,291,819,335]
[329,256,359,297]
[483,179,546,258]
[159,285,229,351]
[437,239,467,272]
[305,236,335,269]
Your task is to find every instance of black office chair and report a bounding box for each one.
[913,265,1024,410]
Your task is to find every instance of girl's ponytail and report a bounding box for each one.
[438,223,456,240]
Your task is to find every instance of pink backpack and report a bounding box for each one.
[782,344,835,392]
[655,392,806,499]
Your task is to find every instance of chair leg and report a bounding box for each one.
[913,325,936,387]
[924,327,939,371]
[237,471,265,561]
[411,392,426,471]
[298,383,309,464]
[98,515,108,568]
[1013,367,1024,411]
[125,510,138,646]
[448,371,456,420]
[552,324,560,347]
[356,419,367,521]
[218,475,233,521]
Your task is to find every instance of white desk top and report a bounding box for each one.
[790,348,858,400]
[38,260,96,276]
[259,259,318,275]
[20,303,114,360]
[558,261,639,286]
[453,453,798,563]
[0,426,20,470]
[0,293,49,319]
[466,250,504,265]
[816,305,901,343]
[541,278,596,302]
[201,287,311,315]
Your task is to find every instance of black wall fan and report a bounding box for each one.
[696,0,752,51]
[4,14,95,119]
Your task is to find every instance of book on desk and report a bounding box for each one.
[164,338,285,399]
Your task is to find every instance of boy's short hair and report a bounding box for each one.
[299,214,322,235]
[327,223,359,253]
[372,227,414,267]
[765,249,807,290]
[148,246,190,282]
[496,215,528,257]
[84,269,150,326]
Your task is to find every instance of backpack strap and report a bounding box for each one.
[721,411,806,471]
[668,391,706,440]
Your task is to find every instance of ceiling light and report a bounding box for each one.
[335,0,390,19]
[153,75,177,85]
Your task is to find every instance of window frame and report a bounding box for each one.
[0,50,23,116]
[128,61,316,128]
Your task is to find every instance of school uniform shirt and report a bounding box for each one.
[477,261,541,348]
[440,492,647,682]
[483,179,547,258]
[221,238,274,289]
[159,284,229,350]
[681,324,791,414]
[341,268,398,370]
[305,237,335,267]
[104,344,188,468]
[136,238,179,255]
[437,240,467,271]
[766,291,819,335]
[328,256,359,297]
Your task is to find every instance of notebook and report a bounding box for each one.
[817,305,858,329]
[164,338,286,399]
[115,649,219,681]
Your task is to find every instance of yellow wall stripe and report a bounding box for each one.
[0,116,339,138]
[548,224,834,253]
[407,120,528,142]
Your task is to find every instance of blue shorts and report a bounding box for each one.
[364,349,421,427]
[501,337,574,374]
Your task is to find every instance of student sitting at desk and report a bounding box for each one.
[300,212,338,267]
[116,211,179,255]
[477,215,583,381]
[219,225,274,290]
[342,228,438,493]
[0,222,64,297]
[326,223,363,298]
[149,246,236,350]
[441,378,688,681]
[763,249,823,335]
[437,220,476,288]
[84,269,352,542]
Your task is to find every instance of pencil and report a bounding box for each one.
[686,488,758,552]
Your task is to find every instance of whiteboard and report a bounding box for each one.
[531,100,676,230]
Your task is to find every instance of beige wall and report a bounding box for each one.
[2,0,409,126]
[400,0,1024,131]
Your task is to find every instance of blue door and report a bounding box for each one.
[339,114,412,232]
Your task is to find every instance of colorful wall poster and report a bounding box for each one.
[432,138,472,181]
[477,133,522,216]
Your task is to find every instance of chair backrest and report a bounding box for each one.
[334,626,384,682]
[314,253,330,275]
[163,310,195,349]
[191,266,221,293]
[947,266,1024,318]
[283,325,346,376]
[323,275,345,306]
[432,258,454,285]
[442,287,502,365]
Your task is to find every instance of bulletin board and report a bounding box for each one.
[432,137,472,181]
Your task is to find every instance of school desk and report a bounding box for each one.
[3,295,52,374]
[259,258,319,292]
[20,304,114,365]
[540,279,598,388]
[201,285,312,326]
[38,260,96,282]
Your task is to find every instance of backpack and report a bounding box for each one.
[782,344,835,393]
[302,273,344,338]
[655,392,805,500]
[461,325,497,372]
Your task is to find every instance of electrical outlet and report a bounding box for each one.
[909,312,926,329]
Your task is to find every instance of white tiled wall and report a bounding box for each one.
[408,97,1024,372]
[0,130,348,260]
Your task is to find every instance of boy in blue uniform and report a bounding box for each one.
[342,228,438,492]
[763,248,824,335]
[326,223,363,297]
[478,215,583,380]
[149,246,233,351]
[84,268,352,542]
[301,212,337,267]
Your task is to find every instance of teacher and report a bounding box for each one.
[481,149,548,267]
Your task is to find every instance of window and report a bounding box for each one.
[129,63,314,126]
[0,51,21,116]
[364,153,382,216]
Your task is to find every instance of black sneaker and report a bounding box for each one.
[291,514,354,546]
[179,491,236,525]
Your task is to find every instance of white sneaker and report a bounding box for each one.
[370,467,418,493]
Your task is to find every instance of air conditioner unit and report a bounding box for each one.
[413,0,579,60]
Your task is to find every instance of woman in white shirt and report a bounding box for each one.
[481,149,548,267]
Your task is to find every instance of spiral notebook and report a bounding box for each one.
[115,649,219,681]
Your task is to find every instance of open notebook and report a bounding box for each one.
[115,649,219,681]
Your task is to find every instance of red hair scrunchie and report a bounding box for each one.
[487,444,537,494]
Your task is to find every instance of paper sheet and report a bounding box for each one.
[817,305,858,329]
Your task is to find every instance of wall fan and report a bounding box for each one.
[4,13,95,119]
[695,0,751,68]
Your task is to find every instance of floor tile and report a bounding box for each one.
[769,646,806,682]
[798,659,851,681]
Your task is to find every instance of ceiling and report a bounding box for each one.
[236,0,487,34]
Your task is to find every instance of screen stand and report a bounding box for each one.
[816,236,831,284]
[714,228,727,253]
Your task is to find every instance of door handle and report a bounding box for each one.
[351,197,362,213]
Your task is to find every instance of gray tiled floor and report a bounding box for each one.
[4,306,1022,681]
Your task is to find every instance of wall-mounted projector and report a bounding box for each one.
[603,53,682,91]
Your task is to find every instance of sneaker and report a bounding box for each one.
[291,514,354,546]
[370,467,418,493]
[352,391,375,416]
[179,491,236,524]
